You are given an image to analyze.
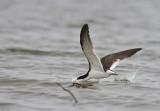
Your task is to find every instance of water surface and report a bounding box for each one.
[0,0,160,111]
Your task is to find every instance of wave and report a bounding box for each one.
[0,48,81,57]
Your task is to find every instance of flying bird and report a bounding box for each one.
[72,24,142,83]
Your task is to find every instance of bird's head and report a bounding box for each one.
[72,77,85,84]
[72,72,89,84]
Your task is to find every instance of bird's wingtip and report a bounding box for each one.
[137,48,142,51]
[83,23,88,28]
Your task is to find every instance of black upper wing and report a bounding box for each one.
[101,48,142,72]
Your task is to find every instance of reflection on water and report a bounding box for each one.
[70,81,96,88]
[0,0,160,111]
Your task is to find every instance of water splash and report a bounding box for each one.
[114,66,141,82]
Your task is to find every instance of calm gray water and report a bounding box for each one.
[0,0,160,111]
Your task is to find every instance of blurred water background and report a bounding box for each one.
[0,0,160,111]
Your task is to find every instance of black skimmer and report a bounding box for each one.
[72,24,142,83]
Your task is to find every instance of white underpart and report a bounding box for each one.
[84,51,108,80]
[110,59,120,70]
[83,49,104,73]
[88,70,108,79]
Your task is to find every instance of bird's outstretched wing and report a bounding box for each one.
[101,48,142,72]
[80,24,104,72]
